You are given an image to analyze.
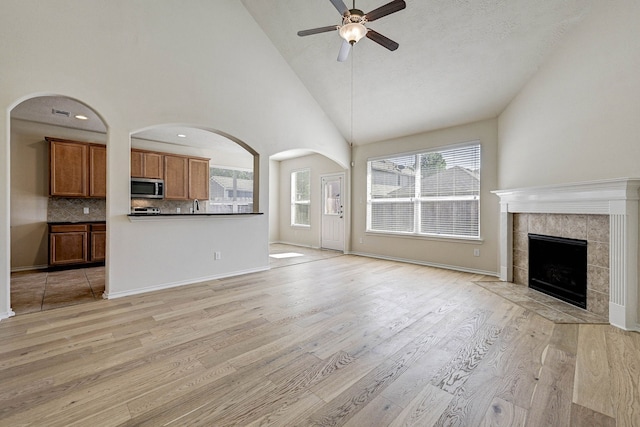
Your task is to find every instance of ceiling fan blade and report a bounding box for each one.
[330,0,349,15]
[337,40,351,62]
[297,25,339,37]
[366,29,399,51]
[364,0,406,22]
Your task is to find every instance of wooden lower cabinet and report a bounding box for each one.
[90,224,106,262]
[49,223,106,267]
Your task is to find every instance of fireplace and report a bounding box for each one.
[493,178,640,331]
[528,233,587,309]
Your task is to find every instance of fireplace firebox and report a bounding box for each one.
[528,234,587,309]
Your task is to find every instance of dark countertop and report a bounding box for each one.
[48,220,106,225]
[128,212,263,218]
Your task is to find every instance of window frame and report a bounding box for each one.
[291,168,311,227]
[366,141,481,241]
[208,165,254,214]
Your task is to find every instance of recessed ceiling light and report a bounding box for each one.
[177,134,187,138]
[74,114,88,120]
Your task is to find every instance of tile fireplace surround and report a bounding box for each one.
[493,178,640,331]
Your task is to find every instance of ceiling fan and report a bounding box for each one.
[297,0,406,62]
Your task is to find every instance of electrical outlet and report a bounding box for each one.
[359,237,364,244]
[473,248,480,257]
[83,207,89,214]
[214,251,221,260]
[176,207,181,213]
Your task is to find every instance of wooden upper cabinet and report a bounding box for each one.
[131,150,144,177]
[89,145,107,197]
[189,158,210,200]
[144,152,164,179]
[164,155,189,200]
[47,137,106,198]
[49,139,88,197]
[131,149,164,179]
[132,147,209,201]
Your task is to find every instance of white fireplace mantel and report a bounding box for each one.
[492,178,640,331]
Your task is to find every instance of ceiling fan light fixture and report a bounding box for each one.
[339,22,367,45]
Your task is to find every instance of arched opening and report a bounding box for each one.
[9,95,108,315]
[130,125,258,215]
[268,149,349,267]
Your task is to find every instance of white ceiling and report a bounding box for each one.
[11,96,247,157]
[241,0,595,145]
[11,96,107,133]
[9,1,595,154]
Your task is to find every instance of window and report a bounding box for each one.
[291,169,310,226]
[367,142,480,239]
[209,167,254,213]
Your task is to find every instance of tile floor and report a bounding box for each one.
[474,280,608,324]
[10,267,105,315]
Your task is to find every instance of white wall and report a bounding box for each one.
[497,1,640,327]
[498,1,640,189]
[351,119,499,275]
[268,159,280,243]
[0,1,348,317]
[276,154,346,248]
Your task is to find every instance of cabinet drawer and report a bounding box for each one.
[50,224,89,233]
[91,223,106,232]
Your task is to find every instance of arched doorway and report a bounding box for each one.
[9,95,108,314]
[268,149,349,266]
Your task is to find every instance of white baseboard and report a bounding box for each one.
[0,309,16,321]
[349,251,499,277]
[103,265,270,299]
[271,241,321,250]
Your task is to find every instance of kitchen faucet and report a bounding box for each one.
[192,199,200,213]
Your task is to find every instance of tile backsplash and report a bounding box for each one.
[47,197,209,222]
[48,198,106,222]
[131,198,208,214]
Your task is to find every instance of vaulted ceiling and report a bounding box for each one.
[11,1,596,152]
[241,0,595,145]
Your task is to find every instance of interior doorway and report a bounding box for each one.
[321,174,345,251]
[9,95,108,314]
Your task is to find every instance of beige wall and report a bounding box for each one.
[351,118,499,275]
[276,154,345,248]
[498,1,640,189]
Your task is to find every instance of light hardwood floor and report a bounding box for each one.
[1,253,638,426]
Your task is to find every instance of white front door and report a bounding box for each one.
[321,174,344,251]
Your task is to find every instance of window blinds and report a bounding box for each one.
[367,143,480,238]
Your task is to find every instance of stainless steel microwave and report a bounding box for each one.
[131,178,164,199]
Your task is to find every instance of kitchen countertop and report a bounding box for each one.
[127,212,263,221]
[48,220,106,225]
